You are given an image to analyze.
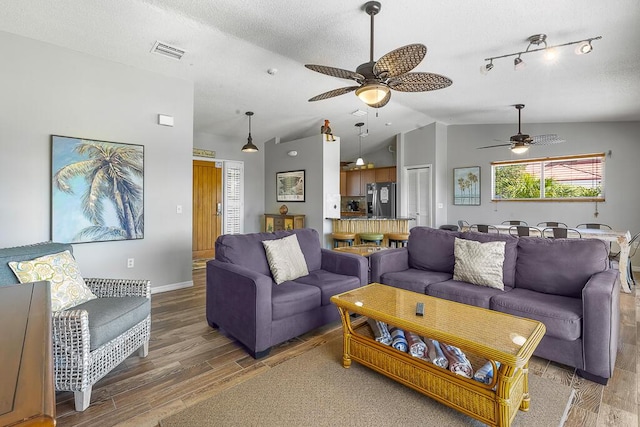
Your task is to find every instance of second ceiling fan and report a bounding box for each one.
[305,1,452,108]
[477,104,566,154]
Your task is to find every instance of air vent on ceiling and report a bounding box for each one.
[351,109,367,117]
[151,41,186,60]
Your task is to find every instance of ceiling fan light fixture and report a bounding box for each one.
[356,84,390,106]
[241,111,259,153]
[511,143,529,154]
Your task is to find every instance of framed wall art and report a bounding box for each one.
[453,166,481,206]
[276,170,305,202]
[51,135,144,243]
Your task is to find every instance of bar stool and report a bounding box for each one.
[331,232,356,248]
[386,233,409,248]
[358,233,384,246]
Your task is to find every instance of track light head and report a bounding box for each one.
[575,40,593,55]
[480,61,494,75]
[514,56,525,71]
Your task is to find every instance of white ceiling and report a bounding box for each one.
[2,0,639,161]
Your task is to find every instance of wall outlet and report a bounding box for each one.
[127,258,134,268]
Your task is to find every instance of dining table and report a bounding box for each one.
[461,224,633,293]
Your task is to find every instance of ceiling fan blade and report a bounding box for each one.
[305,64,364,82]
[530,134,566,145]
[308,86,359,102]
[373,44,427,78]
[368,91,391,108]
[388,72,453,92]
[477,143,513,149]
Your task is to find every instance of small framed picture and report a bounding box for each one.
[276,170,305,202]
[453,166,480,206]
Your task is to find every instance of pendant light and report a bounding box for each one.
[241,111,259,153]
[355,122,365,166]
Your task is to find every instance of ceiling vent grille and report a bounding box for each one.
[151,41,186,60]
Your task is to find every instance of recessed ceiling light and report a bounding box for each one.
[267,68,278,75]
[385,122,392,126]
[351,109,367,117]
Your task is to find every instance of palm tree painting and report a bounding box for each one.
[52,135,144,243]
[453,166,480,205]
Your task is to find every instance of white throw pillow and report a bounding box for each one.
[453,238,506,290]
[262,234,309,284]
[9,250,97,311]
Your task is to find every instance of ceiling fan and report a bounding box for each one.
[477,104,566,154]
[305,1,452,108]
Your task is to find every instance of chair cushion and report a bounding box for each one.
[407,227,460,273]
[453,237,506,290]
[9,250,97,311]
[262,234,309,284]
[271,281,321,320]
[73,296,150,350]
[0,242,72,285]
[460,231,518,287]
[427,280,512,309]
[490,288,582,341]
[380,269,453,295]
[293,269,361,305]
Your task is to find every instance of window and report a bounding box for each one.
[492,153,604,201]
[223,161,244,234]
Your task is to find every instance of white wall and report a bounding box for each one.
[446,121,640,234]
[0,31,194,290]
[193,131,264,233]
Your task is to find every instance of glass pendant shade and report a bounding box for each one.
[511,143,529,154]
[356,84,390,105]
[355,157,365,166]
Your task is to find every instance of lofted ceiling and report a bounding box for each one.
[1,0,639,162]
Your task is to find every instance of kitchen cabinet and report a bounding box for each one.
[375,166,397,183]
[345,170,361,196]
[342,167,397,196]
[360,169,375,196]
[340,171,347,196]
[264,214,305,232]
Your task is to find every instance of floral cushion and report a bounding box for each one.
[9,250,97,311]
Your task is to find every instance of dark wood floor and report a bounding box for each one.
[54,269,638,426]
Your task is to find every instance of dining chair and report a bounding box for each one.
[575,223,612,230]
[508,225,541,237]
[470,224,499,234]
[502,220,528,226]
[537,221,568,228]
[609,231,639,287]
[542,227,581,239]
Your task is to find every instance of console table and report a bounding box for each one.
[0,281,55,426]
[264,214,305,232]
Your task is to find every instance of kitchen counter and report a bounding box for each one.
[331,216,415,220]
[329,217,412,246]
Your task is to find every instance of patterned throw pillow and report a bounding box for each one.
[9,250,97,311]
[262,234,309,284]
[453,238,506,290]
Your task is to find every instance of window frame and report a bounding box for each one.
[491,153,605,202]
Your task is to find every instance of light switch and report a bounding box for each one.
[176,205,183,214]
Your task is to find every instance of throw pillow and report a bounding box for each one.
[453,238,506,290]
[9,250,97,311]
[262,234,309,284]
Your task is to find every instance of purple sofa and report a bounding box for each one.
[206,228,368,358]
[369,226,619,384]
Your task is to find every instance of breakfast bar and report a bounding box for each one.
[330,217,412,246]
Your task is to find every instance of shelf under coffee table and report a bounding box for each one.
[330,283,546,427]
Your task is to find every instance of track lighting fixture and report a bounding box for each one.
[241,111,259,153]
[481,34,602,73]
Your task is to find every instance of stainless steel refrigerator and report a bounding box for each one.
[366,182,396,218]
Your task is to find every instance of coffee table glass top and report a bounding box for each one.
[331,283,545,367]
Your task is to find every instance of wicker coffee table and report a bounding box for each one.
[330,283,546,427]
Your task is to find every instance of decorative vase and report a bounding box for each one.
[279,204,288,215]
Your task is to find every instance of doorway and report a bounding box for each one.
[405,165,432,228]
[192,160,222,260]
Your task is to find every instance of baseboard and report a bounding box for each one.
[151,281,193,294]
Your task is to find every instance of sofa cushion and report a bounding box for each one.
[516,237,609,298]
[453,238,506,290]
[73,296,150,350]
[271,281,321,320]
[380,269,452,295]
[491,288,582,341]
[9,250,97,311]
[262,234,309,284]
[407,227,460,273]
[460,231,518,287]
[427,280,512,309]
[294,270,361,305]
[0,242,72,285]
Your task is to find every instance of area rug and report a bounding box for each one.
[161,338,573,427]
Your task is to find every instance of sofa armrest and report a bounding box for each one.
[369,248,409,284]
[206,259,274,353]
[320,249,368,287]
[52,309,91,388]
[582,269,620,379]
[84,278,151,298]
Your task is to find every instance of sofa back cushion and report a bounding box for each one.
[215,228,322,276]
[0,242,73,285]
[460,231,518,287]
[407,227,460,273]
[515,237,609,297]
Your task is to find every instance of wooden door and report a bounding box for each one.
[193,160,222,260]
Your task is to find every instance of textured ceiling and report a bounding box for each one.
[1,0,639,161]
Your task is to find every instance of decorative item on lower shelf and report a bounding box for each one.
[279,204,289,215]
